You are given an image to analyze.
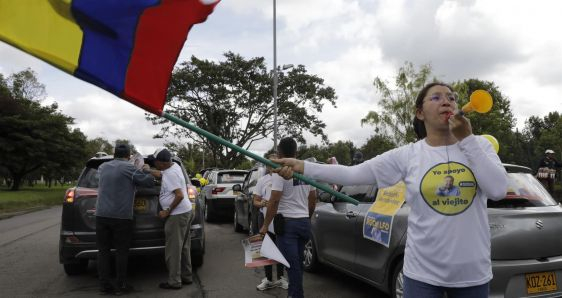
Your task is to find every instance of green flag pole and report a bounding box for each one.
[163,112,359,205]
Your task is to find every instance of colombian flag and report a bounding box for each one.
[0,0,219,115]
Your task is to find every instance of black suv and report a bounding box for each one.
[59,155,205,275]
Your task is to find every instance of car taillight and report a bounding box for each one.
[188,188,196,200]
[64,189,75,203]
[65,235,80,244]
[212,187,225,195]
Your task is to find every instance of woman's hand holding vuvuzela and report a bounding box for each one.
[270,158,305,179]
[449,111,472,142]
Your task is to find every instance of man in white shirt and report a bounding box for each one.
[146,148,193,290]
[254,155,288,291]
[260,138,316,298]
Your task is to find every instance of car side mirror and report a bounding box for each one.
[191,179,201,187]
[318,192,332,203]
[233,184,241,191]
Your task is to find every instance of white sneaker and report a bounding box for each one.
[256,278,275,291]
[275,276,289,290]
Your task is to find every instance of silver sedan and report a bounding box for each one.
[304,164,562,298]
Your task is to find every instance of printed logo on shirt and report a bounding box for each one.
[420,162,477,216]
[293,179,309,186]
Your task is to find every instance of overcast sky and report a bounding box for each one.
[1,0,561,157]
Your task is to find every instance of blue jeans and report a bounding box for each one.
[404,275,489,298]
[276,218,310,298]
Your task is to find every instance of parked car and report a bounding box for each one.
[202,169,248,221]
[233,165,266,233]
[304,164,562,298]
[59,155,205,275]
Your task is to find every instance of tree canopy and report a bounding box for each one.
[0,69,87,190]
[147,52,337,168]
[361,62,433,146]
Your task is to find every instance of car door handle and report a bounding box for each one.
[345,211,357,218]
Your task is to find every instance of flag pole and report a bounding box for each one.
[162,112,359,205]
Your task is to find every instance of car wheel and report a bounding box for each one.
[63,260,88,275]
[303,238,319,272]
[234,209,243,233]
[391,259,404,298]
[204,199,213,222]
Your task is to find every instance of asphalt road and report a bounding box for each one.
[0,206,386,297]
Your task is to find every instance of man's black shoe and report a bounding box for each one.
[159,282,182,290]
[182,280,193,285]
[114,283,134,295]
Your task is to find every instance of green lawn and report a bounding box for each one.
[0,185,68,214]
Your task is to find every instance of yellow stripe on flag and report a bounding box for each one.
[0,0,83,73]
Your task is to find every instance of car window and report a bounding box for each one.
[77,168,100,188]
[250,167,265,187]
[217,172,246,184]
[338,185,375,203]
[242,170,253,189]
[487,173,557,208]
[207,173,215,184]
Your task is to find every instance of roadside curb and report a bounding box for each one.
[0,206,51,220]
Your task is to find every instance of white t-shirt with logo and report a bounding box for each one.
[159,163,192,215]
[303,135,508,287]
[271,173,314,219]
[255,174,274,233]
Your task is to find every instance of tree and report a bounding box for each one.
[147,52,337,168]
[327,141,355,165]
[361,62,433,146]
[0,69,87,190]
[523,112,562,169]
[297,144,330,163]
[165,142,215,174]
[452,79,518,164]
[85,137,114,158]
[114,139,137,154]
[297,141,358,165]
[360,135,396,160]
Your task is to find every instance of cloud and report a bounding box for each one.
[372,0,525,81]
[44,92,168,154]
[2,0,562,157]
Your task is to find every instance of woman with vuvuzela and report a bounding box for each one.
[272,82,508,298]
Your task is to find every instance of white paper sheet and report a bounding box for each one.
[260,234,290,268]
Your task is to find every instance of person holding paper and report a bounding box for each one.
[254,154,288,291]
[260,137,317,298]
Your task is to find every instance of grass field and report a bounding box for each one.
[0,185,68,214]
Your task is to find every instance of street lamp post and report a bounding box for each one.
[272,0,293,150]
[273,0,278,150]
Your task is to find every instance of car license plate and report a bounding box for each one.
[134,198,147,212]
[233,191,240,196]
[526,271,557,294]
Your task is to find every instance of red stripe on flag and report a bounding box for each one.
[123,0,217,115]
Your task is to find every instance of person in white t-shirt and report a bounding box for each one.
[146,148,194,290]
[260,138,316,298]
[253,155,288,291]
[271,83,508,298]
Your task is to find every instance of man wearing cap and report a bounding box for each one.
[146,148,194,290]
[95,144,154,295]
[538,149,561,194]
